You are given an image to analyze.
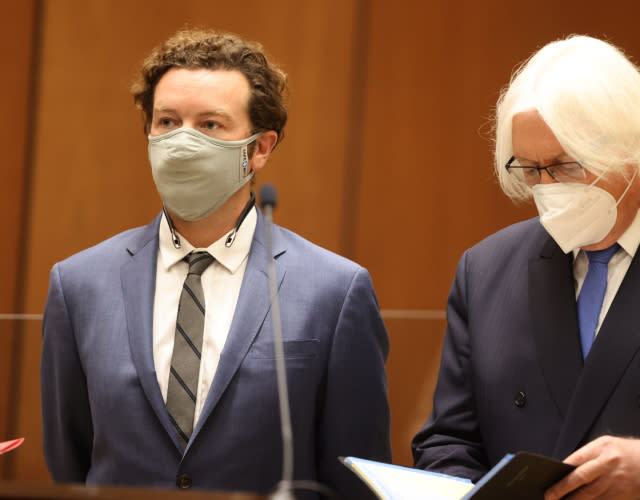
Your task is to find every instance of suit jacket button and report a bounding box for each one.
[514,391,527,408]
[177,473,192,489]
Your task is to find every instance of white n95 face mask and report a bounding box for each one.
[531,170,636,253]
[148,127,261,221]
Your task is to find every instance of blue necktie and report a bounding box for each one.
[577,243,620,359]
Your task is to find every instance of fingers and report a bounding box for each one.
[545,459,599,500]
[544,436,640,500]
[563,437,608,466]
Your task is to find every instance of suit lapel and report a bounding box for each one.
[553,250,640,458]
[121,215,181,449]
[192,210,286,439]
[529,234,583,420]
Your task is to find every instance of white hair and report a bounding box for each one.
[495,35,640,201]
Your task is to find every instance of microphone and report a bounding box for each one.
[260,183,277,213]
[260,184,295,500]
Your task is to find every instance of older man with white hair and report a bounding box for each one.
[412,35,640,500]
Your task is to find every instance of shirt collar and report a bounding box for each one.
[617,208,640,258]
[571,207,640,259]
[158,207,257,274]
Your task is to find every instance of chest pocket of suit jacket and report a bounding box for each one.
[248,339,320,359]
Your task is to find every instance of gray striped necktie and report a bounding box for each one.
[166,251,214,449]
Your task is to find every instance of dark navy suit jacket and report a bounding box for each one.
[41,210,391,499]
[412,217,640,482]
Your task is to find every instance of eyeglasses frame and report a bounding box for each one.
[505,156,587,185]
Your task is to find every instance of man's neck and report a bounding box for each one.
[170,185,252,248]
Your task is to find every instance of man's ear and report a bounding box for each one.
[250,130,278,172]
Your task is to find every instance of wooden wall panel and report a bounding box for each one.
[361,0,640,467]
[385,319,446,467]
[359,0,640,307]
[0,0,36,480]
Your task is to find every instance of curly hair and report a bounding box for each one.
[131,29,288,144]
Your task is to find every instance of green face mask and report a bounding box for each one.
[148,127,260,221]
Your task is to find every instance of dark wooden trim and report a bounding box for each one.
[4,0,44,480]
[339,0,372,260]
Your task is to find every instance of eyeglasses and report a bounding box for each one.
[505,156,587,186]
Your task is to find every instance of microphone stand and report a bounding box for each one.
[261,185,295,500]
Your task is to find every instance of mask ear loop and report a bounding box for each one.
[227,136,260,247]
[586,166,638,207]
[614,168,638,207]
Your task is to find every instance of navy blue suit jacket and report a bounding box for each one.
[41,211,391,498]
[412,217,640,482]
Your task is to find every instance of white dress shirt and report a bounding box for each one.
[573,208,640,338]
[153,207,257,427]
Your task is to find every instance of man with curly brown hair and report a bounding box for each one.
[41,29,391,499]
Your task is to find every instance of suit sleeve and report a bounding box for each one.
[41,263,93,482]
[316,267,392,500]
[411,250,490,482]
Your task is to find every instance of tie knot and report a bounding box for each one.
[186,251,214,276]
[585,243,620,265]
